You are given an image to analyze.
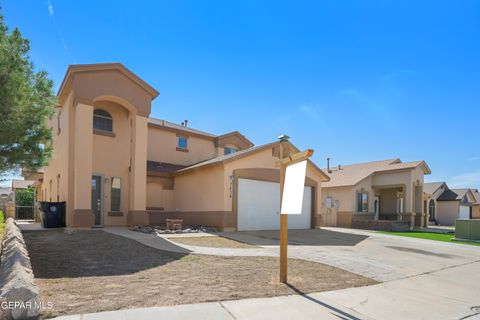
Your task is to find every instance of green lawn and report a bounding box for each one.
[379,231,480,246]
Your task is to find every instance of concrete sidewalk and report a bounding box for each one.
[53,260,480,320]
[53,293,368,320]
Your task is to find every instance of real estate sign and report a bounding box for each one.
[281,160,307,215]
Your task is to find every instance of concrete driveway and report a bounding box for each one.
[219,228,480,282]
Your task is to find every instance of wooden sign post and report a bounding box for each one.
[277,135,314,283]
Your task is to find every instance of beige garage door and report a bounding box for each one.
[237,178,312,231]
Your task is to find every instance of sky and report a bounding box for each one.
[1,1,479,189]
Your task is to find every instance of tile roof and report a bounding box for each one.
[148,117,217,138]
[147,161,187,175]
[175,141,330,181]
[322,159,430,188]
[423,182,445,195]
[436,188,474,202]
[472,191,480,205]
[176,142,278,173]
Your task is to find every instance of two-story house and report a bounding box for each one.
[40,63,330,230]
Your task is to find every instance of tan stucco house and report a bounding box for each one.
[320,158,431,230]
[424,182,477,225]
[39,63,329,230]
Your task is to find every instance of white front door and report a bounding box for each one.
[459,205,470,219]
[237,178,312,231]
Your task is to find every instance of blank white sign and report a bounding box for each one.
[281,160,307,215]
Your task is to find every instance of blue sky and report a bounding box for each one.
[2,1,480,188]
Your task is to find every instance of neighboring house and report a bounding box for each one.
[40,63,330,230]
[11,179,35,192]
[436,188,476,225]
[320,158,431,229]
[472,190,480,219]
[424,182,479,225]
[423,181,449,224]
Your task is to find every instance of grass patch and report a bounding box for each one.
[380,231,480,246]
[0,210,5,237]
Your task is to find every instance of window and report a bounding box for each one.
[57,111,61,134]
[110,177,121,212]
[224,147,238,155]
[177,136,188,150]
[56,174,60,202]
[357,192,368,212]
[93,109,113,132]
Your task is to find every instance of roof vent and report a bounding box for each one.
[181,120,188,127]
[327,158,332,173]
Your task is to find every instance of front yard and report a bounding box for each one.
[380,231,480,246]
[24,230,377,318]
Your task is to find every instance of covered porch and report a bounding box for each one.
[353,183,426,231]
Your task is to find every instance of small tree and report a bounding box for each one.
[15,185,35,206]
[0,9,56,175]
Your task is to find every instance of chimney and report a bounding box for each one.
[338,164,342,170]
[327,158,331,173]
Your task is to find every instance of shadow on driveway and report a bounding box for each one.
[217,229,369,246]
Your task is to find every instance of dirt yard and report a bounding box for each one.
[24,230,377,318]
[167,235,256,248]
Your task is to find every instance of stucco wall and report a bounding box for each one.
[92,101,132,225]
[437,201,459,225]
[42,92,72,205]
[146,177,174,211]
[173,165,225,211]
[322,187,354,212]
[147,126,217,166]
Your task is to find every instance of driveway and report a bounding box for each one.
[219,228,480,282]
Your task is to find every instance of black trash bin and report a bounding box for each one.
[39,202,66,228]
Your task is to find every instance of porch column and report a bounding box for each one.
[404,183,414,230]
[128,114,149,226]
[72,103,95,227]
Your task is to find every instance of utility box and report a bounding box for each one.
[455,219,480,241]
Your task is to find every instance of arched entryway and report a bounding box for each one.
[428,199,436,222]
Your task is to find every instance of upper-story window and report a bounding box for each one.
[177,136,188,150]
[93,109,113,132]
[224,147,238,155]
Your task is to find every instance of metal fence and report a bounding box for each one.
[15,206,35,220]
